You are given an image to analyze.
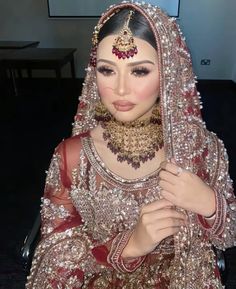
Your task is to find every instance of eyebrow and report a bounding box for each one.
[97,59,155,66]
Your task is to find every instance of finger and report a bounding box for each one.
[160,160,168,168]
[154,217,187,231]
[159,170,179,185]
[161,162,183,176]
[159,180,175,193]
[160,189,177,204]
[141,207,187,225]
[157,226,182,241]
[153,207,187,221]
[141,198,173,214]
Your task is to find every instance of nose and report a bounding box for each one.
[114,72,129,96]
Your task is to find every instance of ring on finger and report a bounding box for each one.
[176,167,183,176]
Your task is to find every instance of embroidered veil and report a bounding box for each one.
[26,2,236,289]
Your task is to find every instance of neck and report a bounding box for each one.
[98,105,163,169]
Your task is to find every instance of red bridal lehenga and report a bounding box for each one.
[26,2,236,289]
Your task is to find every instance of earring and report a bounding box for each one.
[94,101,112,122]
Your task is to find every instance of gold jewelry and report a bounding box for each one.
[99,104,163,169]
[90,10,137,66]
[112,10,138,59]
[90,11,117,67]
[94,100,112,122]
[90,23,103,67]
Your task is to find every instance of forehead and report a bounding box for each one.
[97,35,158,63]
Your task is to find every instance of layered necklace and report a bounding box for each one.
[95,103,163,169]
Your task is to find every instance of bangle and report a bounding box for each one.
[205,190,217,219]
[204,211,216,219]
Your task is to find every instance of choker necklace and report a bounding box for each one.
[95,103,163,169]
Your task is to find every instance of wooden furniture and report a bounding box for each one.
[0,41,39,49]
[2,48,77,95]
[0,49,15,84]
[0,41,40,88]
[3,48,77,79]
[0,49,14,59]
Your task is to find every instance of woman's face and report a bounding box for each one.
[96,35,160,122]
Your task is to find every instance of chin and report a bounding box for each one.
[112,112,146,123]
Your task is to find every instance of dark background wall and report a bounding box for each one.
[0,0,236,80]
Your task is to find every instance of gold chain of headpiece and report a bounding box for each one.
[92,11,118,47]
[90,10,138,66]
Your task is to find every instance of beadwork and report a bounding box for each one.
[26,2,236,289]
[98,104,163,169]
[112,10,138,59]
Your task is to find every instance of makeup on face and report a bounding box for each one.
[112,100,135,112]
[96,35,160,122]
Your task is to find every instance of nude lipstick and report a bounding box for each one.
[113,100,135,112]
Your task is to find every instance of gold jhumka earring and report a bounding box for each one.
[112,10,138,59]
[94,100,112,122]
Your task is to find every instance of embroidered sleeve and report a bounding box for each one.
[26,138,146,289]
[40,146,81,238]
[26,141,86,289]
[198,138,236,250]
[45,152,62,193]
[90,230,146,273]
[40,197,71,236]
[106,230,145,272]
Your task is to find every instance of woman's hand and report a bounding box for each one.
[159,160,216,218]
[122,199,187,258]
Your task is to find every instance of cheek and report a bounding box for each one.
[96,76,113,99]
[98,85,109,99]
[132,76,160,101]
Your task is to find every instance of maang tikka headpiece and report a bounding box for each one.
[90,9,138,66]
[112,10,138,59]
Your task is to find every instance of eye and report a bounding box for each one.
[97,65,115,76]
[131,66,150,77]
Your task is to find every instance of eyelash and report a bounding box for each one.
[97,66,114,76]
[97,65,151,77]
[131,67,150,77]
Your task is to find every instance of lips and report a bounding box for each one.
[113,100,135,112]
